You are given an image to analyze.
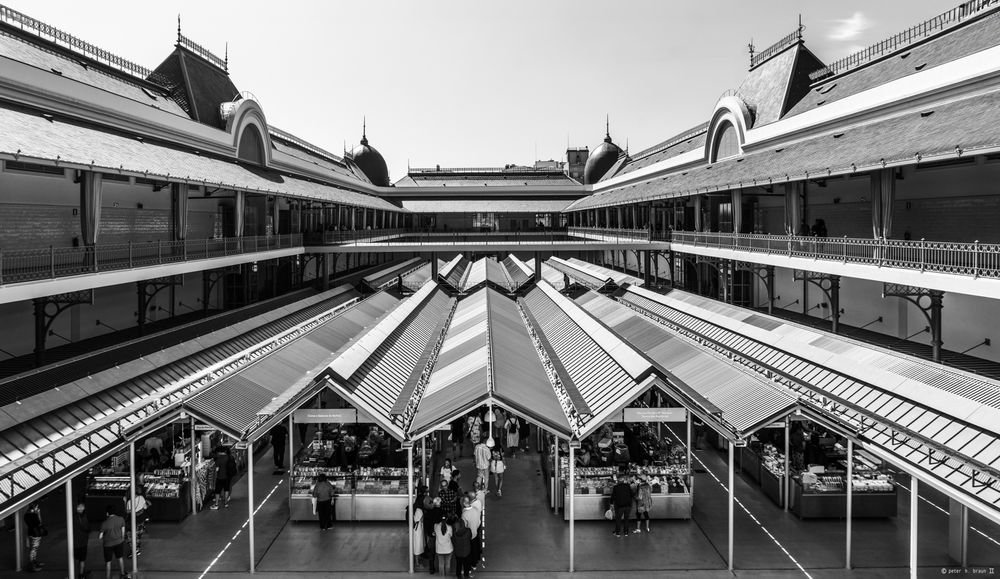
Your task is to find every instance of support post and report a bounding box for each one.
[553,441,560,513]
[534,251,542,283]
[421,437,428,485]
[685,412,692,471]
[948,499,969,567]
[831,275,841,334]
[249,446,256,574]
[569,442,576,573]
[14,507,23,571]
[643,250,652,286]
[767,266,776,316]
[910,476,918,579]
[846,439,853,569]
[130,440,138,577]
[784,417,790,512]
[66,479,76,579]
[191,417,198,514]
[930,290,943,363]
[728,443,735,571]
[407,442,414,574]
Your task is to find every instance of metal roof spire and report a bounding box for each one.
[361,117,368,146]
[177,14,181,44]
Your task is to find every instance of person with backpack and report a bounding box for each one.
[489,449,506,497]
[212,447,237,509]
[610,475,634,538]
[504,414,519,457]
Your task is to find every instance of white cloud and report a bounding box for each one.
[828,12,872,41]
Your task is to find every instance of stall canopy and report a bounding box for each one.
[545,257,614,292]
[407,287,572,439]
[501,254,533,288]
[620,286,1000,524]
[566,258,644,287]
[519,282,657,438]
[183,287,398,439]
[362,257,427,292]
[327,282,457,440]
[526,258,567,289]
[439,254,470,291]
[574,290,796,441]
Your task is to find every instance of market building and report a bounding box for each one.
[0,1,999,578]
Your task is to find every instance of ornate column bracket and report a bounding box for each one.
[734,262,776,314]
[138,276,184,335]
[33,290,94,365]
[881,283,944,361]
[793,270,841,333]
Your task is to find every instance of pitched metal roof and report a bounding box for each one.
[566,257,644,287]
[574,290,794,438]
[569,90,1000,210]
[501,254,533,289]
[621,286,1000,520]
[183,290,389,438]
[545,256,612,291]
[362,257,426,291]
[519,282,655,437]
[0,106,400,211]
[331,286,456,439]
[440,255,470,291]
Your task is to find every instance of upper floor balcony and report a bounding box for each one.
[0,234,304,304]
[669,231,1000,299]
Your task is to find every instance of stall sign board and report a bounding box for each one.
[622,407,687,423]
[194,424,216,431]
[294,408,358,423]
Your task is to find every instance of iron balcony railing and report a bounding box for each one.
[568,226,672,243]
[0,234,304,285]
[670,231,1000,279]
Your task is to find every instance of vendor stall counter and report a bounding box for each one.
[559,463,692,520]
[790,470,897,519]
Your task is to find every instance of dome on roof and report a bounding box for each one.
[583,133,623,184]
[349,132,390,187]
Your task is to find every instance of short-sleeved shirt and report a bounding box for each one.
[215,453,231,480]
[100,515,125,546]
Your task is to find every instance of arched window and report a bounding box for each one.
[238,124,265,166]
[712,122,740,162]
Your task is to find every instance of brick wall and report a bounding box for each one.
[0,203,80,247]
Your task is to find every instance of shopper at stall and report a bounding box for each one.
[610,475,634,538]
[451,518,472,579]
[434,517,454,575]
[424,497,443,574]
[270,423,288,472]
[212,447,237,509]
[73,499,91,578]
[440,480,460,518]
[466,412,482,446]
[125,487,150,555]
[450,418,465,459]
[489,449,505,496]
[504,414,519,457]
[634,475,653,534]
[474,440,490,485]
[99,506,128,579]
[312,473,335,531]
[440,459,453,483]
[460,495,482,567]
[24,501,45,572]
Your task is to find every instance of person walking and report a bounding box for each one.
[412,495,426,570]
[124,487,150,556]
[474,440,490,487]
[440,459,453,483]
[451,518,472,579]
[504,414,519,457]
[212,446,237,509]
[634,475,653,533]
[434,517,454,575]
[99,506,129,579]
[489,449,505,497]
[270,423,288,471]
[73,499,91,578]
[450,418,465,459]
[312,473,335,531]
[424,497,443,575]
[611,475,634,538]
[24,501,45,573]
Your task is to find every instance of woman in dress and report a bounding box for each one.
[412,495,426,569]
[489,449,506,497]
[504,414,519,457]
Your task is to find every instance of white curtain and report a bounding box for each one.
[694,196,703,232]
[783,182,802,235]
[234,190,245,237]
[731,189,743,233]
[173,183,189,240]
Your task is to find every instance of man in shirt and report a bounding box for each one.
[610,475,634,538]
[99,506,129,579]
[460,496,482,569]
[73,499,90,579]
[270,423,288,471]
[311,473,336,531]
[474,441,491,486]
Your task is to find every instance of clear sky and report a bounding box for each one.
[8,0,957,182]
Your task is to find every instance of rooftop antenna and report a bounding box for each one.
[224,42,229,71]
[361,116,367,145]
[797,14,804,38]
[606,114,610,139]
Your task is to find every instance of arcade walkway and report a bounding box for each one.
[7,427,999,578]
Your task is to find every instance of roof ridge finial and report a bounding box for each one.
[224,42,228,71]
[177,14,182,44]
[604,114,612,143]
[361,116,368,145]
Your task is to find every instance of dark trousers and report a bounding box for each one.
[273,441,286,468]
[614,505,630,534]
[455,554,472,577]
[317,499,333,530]
[425,537,437,572]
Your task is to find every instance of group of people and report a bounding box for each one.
[609,473,654,537]
[450,407,530,460]
[412,480,485,577]
[25,491,147,579]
